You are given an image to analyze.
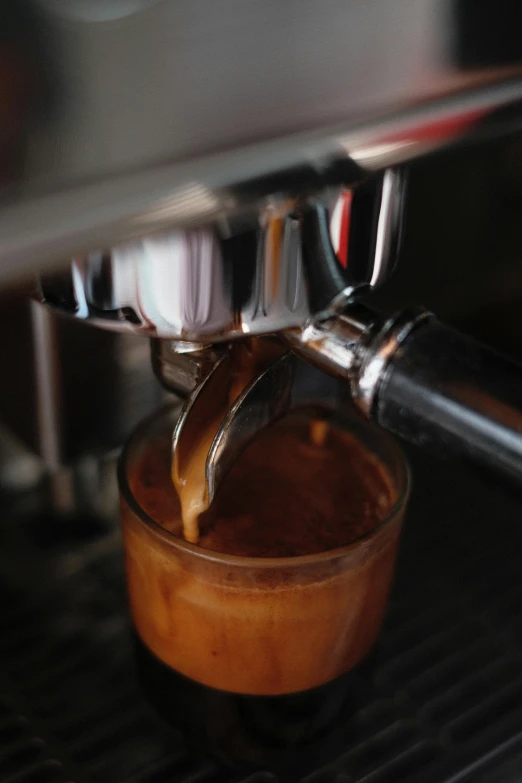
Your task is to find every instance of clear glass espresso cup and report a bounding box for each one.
[119,405,409,771]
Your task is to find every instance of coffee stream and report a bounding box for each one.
[173,339,297,544]
[310,418,328,447]
[172,413,223,544]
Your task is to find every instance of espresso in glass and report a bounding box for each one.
[119,406,408,771]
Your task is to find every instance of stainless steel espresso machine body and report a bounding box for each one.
[34,83,522,496]
[0,0,518,507]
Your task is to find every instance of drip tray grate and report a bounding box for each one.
[0,448,522,782]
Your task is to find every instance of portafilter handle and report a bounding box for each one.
[286,305,522,482]
[173,303,522,505]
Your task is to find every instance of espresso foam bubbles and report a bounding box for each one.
[121,418,404,695]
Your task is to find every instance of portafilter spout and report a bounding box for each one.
[172,343,340,507]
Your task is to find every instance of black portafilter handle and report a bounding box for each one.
[285,306,522,482]
[376,317,522,480]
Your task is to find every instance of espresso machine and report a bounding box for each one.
[2,1,522,781]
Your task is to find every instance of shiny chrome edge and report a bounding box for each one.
[354,310,434,417]
[3,75,522,281]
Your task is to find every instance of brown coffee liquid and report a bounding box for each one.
[135,417,394,558]
[124,414,400,695]
[123,412,403,769]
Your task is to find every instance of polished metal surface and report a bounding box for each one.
[169,302,421,504]
[283,304,376,382]
[0,296,167,467]
[206,354,339,502]
[0,1,521,279]
[171,352,231,506]
[39,170,403,340]
[355,309,433,416]
[376,316,522,483]
[187,300,522,501]
[194,304,428,501]
[284,305,433,416]
[6,0,522,502]
[151,340,226,396]
[172,347,338,504]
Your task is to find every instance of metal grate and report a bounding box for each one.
[1,447,522,782]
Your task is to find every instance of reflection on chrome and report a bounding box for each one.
[39,169,403,341]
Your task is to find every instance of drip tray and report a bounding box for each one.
[0,447,522,782]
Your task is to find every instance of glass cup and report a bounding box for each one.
[119,405,409,771]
